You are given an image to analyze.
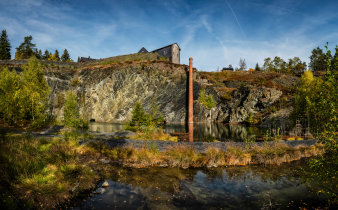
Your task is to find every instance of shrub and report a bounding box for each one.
[71,77,80,86]
[199,89,215,120]
[63,91,88,129]
[270,106,277,113]
[127,102,164,131]
[245,112,254,124]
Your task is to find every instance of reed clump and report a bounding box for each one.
[91,141,325,168]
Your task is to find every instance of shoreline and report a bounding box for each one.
[92,137,324,168]
[0,128,326,209]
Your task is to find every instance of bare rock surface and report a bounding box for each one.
[42,62,284,124]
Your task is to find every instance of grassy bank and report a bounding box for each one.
[0,131,326,208]
[91,141,325,168]
[0,133,102,209]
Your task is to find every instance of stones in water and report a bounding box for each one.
[101,180,109,188]
[94,187,106,194]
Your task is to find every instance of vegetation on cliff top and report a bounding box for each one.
[81,52,167,66]
[0,30,11,60]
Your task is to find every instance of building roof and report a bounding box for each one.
[151,43,181,52]
[138,47,148,53]
[79,56,96,63]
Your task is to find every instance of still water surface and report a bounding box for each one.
[73,161,327,209]
[89,122,264,142]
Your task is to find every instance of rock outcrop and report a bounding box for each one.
[194,86,282,122]
[43,61,284,123]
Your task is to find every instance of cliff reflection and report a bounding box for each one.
[89,122,263,142]
[77,161,326,209]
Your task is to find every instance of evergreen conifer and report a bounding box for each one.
[0,29,11,60]
[61,49,70,62]
[15,35,36,59]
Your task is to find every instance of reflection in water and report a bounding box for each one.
[74,161,327,209]
[191,123,263,142]
[88,122,263,142]
[89,122,125,133]
[188,123,193,142]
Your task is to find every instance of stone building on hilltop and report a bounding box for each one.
[138,43,180,64]
[138,47,148,53]
[78,56,96,63]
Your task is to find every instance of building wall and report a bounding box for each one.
[152,44,180,64]
[153,46,172,61]
[171,44,180,64]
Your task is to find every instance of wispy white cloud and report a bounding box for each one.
[224,0,245,38]
[0,0,337,71]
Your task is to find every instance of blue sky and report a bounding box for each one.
[1,0,337,70]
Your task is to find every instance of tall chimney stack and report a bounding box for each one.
[188,57,193,124]
[188,58,194,142]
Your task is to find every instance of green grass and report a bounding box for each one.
[0,133,99,208]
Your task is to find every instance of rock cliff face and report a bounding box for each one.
[45,61,283,123]
[195,86,282,122]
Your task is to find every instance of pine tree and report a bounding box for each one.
[309,47,328,71]
[15,35,36,59]
[255,63,261,71]
[332,46,338,71]
[43,50,49,60]
[54,49,60,61]
[49,50,61,61]
[0,30,11,60]
[37,49,42,59]
[130,103,148,127]
[61,49,70,62]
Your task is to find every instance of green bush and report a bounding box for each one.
[270,106,277,113]
[63,91,88,129]
[199,89,215,120]
[127,102,164,131]
[245,112,254,124]
[0,57,50,127]
[71,77,80,86]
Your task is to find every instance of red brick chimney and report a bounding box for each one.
[188,57,194,142]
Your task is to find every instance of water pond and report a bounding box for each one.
[73,160,327,209]
[89,122,306,142]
